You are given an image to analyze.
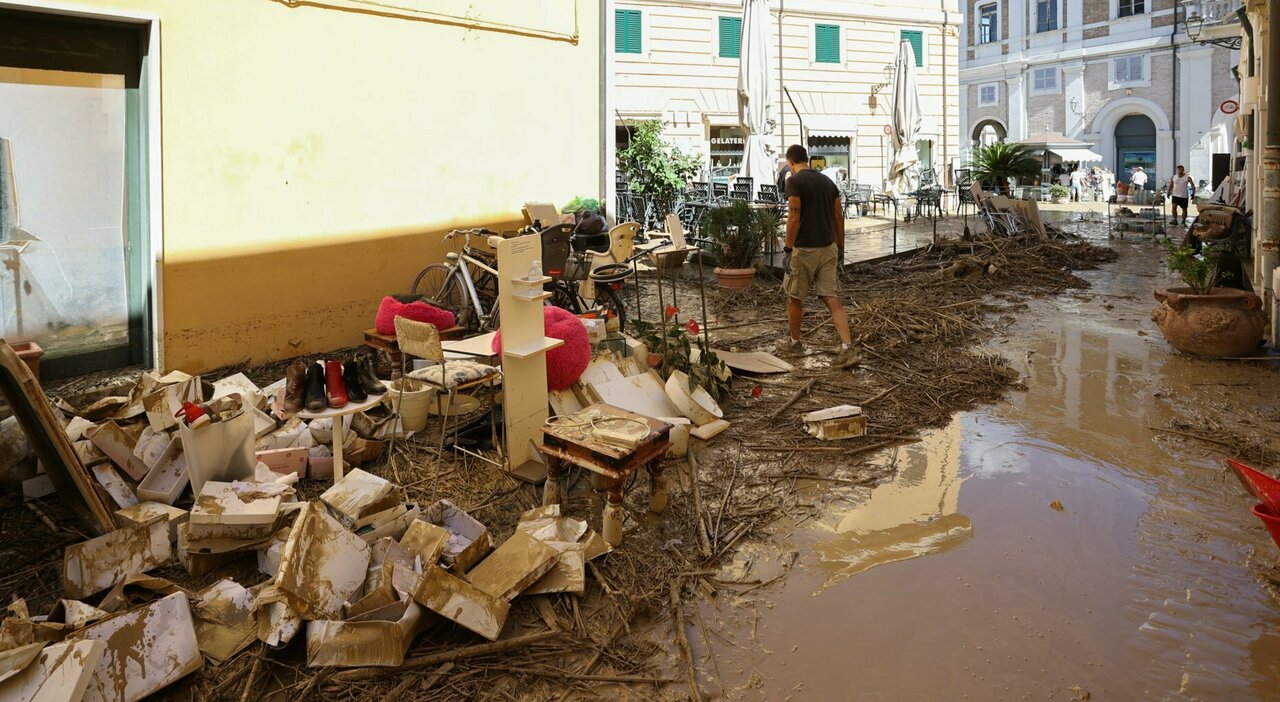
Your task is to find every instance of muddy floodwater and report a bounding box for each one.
[698,218,1280,700]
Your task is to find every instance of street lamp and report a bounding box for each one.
[1183,10,1242,49]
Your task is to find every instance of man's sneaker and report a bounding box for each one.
[832,347,862,370]
[775,339,803,356]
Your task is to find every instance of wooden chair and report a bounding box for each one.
[394,317,502,470]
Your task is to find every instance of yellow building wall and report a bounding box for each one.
[20,0,601,373]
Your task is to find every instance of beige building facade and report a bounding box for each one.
[611,0,962,188]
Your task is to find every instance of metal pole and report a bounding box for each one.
[778,0,784,148]
[1262,0,1280,310]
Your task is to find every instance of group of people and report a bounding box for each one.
[1054,164,1114,203]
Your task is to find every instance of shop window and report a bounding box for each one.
[718,16,741,58]
[979,4,998,44]
[615,9,641,54]
[901,30,924,67]
[1036,0,1058,32]
[709,126,745,168]
[807,137,851,173]
[1118,0,1144,17]
[815,24,840,63]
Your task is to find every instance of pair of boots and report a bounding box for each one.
[284,356,385,413]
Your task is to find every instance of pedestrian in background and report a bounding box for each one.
[1167,165,1194,226]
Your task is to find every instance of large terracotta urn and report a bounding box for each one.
[714,267,755,289]
[1150,287,1265,357]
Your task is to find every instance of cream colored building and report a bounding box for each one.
[611,0,962,188]
[0,0,604,376]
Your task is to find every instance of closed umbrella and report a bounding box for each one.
[737,0,774,194]
[886,40,921,197]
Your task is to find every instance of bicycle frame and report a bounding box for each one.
[442,230,502,330]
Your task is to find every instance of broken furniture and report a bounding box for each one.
[363,325,464,378]
[296,393,383,483]
[0,340,115,534]
[537,403,672,546]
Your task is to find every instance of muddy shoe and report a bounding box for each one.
[325,360,349,408]
[832,347,862,370]
[304,362,327,412]
[284,360,307,414]
[357,354,387,395]
[342,362,367,403]
[774,339,803,356]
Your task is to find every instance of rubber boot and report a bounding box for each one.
[284,360,307,414]
[304,363,327,412]
[325,360,348,409]
[342,362,367,403]
[357,354,387,395]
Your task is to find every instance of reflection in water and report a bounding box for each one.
[810,422,972,591]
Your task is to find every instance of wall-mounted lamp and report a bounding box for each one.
[1183,11,1242,49]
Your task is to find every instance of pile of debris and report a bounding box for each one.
[1,461,614,700]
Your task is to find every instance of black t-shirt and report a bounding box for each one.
[784,168,840,248]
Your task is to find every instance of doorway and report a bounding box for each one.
[0,9,153,378]
[1115,114,1156,189]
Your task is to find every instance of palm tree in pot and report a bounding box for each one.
[968,141,1041,194]
[704,201,778,288]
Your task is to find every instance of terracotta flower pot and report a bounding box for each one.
[1150,287,1264,358]
[714,267,755,289]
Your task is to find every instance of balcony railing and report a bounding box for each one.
[1182,0,1242,25]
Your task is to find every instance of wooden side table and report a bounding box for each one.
[537,404,672,546]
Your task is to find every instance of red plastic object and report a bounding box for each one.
[1226,459,1280,512]
[174,401,209,428]
[1252,503,1280,550]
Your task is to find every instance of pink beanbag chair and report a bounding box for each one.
[491,306,590,391]
[375,296,456,335]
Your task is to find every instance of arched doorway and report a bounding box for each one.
[971,119,1007,148]
[1115,114,1156,189]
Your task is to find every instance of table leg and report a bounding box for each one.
[648,461,668,513]
[542,455,563,507]
[332,415,345,483]
[602,475,624,546]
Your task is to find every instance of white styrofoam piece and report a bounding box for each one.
[63,517,171,599]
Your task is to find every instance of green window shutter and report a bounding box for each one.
[719,16,742,59]
[901,29,924,67]
[815,23,839,63]
[616,10,641,54]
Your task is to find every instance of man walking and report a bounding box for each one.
[1130,166,1148,191]
[1167,164,1193,226]
[777,144,858,369]
[1069,166,1085,203]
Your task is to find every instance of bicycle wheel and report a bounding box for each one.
[548,282,582,315]
[593,283,627,333]
[412,264,467,319]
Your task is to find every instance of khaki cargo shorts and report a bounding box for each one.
[783,243,840,299]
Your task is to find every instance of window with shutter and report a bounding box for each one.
[978,5,998,44]
[719,16,742,58]
[1033,67,1058,91]
[979,85,998,105]
[615,9,641,54]
[901,30,924,67]
[1113,56,1144,83]
[815,24,840,63]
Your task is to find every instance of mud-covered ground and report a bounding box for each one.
[2,212,1278,700]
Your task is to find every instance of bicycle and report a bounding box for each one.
[541,222,636,333]
[411,229,502,333]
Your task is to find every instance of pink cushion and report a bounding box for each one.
[491,306,591,390]
[375,297,456,335]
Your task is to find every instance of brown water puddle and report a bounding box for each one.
[695,224,1280,700]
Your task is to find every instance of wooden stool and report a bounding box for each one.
[537,403,671,546]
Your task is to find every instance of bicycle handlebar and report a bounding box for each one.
[443,228,499,243]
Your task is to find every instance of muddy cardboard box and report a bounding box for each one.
[114,501,188,543]
[274,502,371,621]
[136,437,189,505]
[464,530,560,601]
[523,541,586,595]
[802,405,867,440]
[320,468,399,525]
[0,639,105,702]
[306,597,429,668]
[187,481,283,541]
[85,420,148,481]
[63,517,171,599]
[392,563,509,641]
[73,592,202,702]
[422,499,492,573]
[192,579,258,665]
[357,502,419,543]
[399,519,450,566]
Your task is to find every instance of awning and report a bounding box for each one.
[804,114,857,138]
[1049,146,1103,162]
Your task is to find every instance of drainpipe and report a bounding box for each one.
[1262,0,1280,307]
[1171,1,1179,176]
[940,4,950,186]
[778,0,785,148]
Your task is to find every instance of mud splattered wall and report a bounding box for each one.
[10,0,601,373]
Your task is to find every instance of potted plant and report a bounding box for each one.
[703,201,777,288]
[617,120,702,216]
[1151,241,1264,357]
[1049,184,1070,203]
[967,141,1041,194]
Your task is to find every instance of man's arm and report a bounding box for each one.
[786,196,801,249]
[833,196,843,243]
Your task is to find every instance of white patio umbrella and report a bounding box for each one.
[886,40,922,197]
[737,0,774,193]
